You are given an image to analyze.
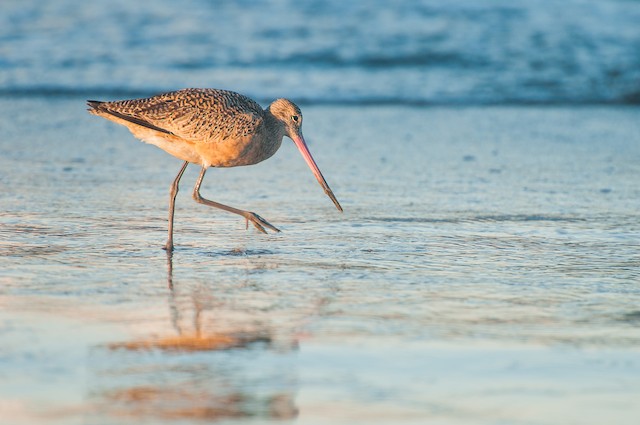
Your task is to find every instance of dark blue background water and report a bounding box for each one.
[2,0,640,104]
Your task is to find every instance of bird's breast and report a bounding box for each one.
[196,132,283,168]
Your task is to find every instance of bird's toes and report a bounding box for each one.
[243,213,266,233]
[268,223,282,233]
[255,214,281,233]
[252,221,268,234]
[245,212,279,233]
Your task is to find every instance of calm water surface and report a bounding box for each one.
[1,98,639,424]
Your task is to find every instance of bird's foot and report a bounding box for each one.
[244,212,281,234]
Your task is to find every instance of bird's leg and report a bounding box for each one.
[192,166,281,233]
[164,161,189,252]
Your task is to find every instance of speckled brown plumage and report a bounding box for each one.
[87,87,342,251]
[90,89,265,143]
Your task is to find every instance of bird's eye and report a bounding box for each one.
[291,115,299,122]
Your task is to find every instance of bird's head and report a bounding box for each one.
[268,98,342,212]
[268,98,303,140]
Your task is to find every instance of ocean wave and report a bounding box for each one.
[1,0,639,105]
[1,85,639,106]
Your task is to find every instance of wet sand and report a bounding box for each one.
[1,98,639,424]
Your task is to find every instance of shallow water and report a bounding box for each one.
[1,98,639,424]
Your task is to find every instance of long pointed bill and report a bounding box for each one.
[291,133,343,212]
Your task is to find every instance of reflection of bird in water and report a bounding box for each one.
[87,88,342,251]
[110,283,270,352]
[103,281,298,421]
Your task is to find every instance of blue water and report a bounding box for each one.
[1,2,640,424]
[1,0,640,104]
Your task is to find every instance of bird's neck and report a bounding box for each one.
[264,108,287,141]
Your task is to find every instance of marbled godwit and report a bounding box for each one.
[87,88,342,251]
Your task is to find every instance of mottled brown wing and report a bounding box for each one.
[98,88,265,143]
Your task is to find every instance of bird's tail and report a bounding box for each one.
[86,100,105,114]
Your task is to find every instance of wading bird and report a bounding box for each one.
[87,88,342,252]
